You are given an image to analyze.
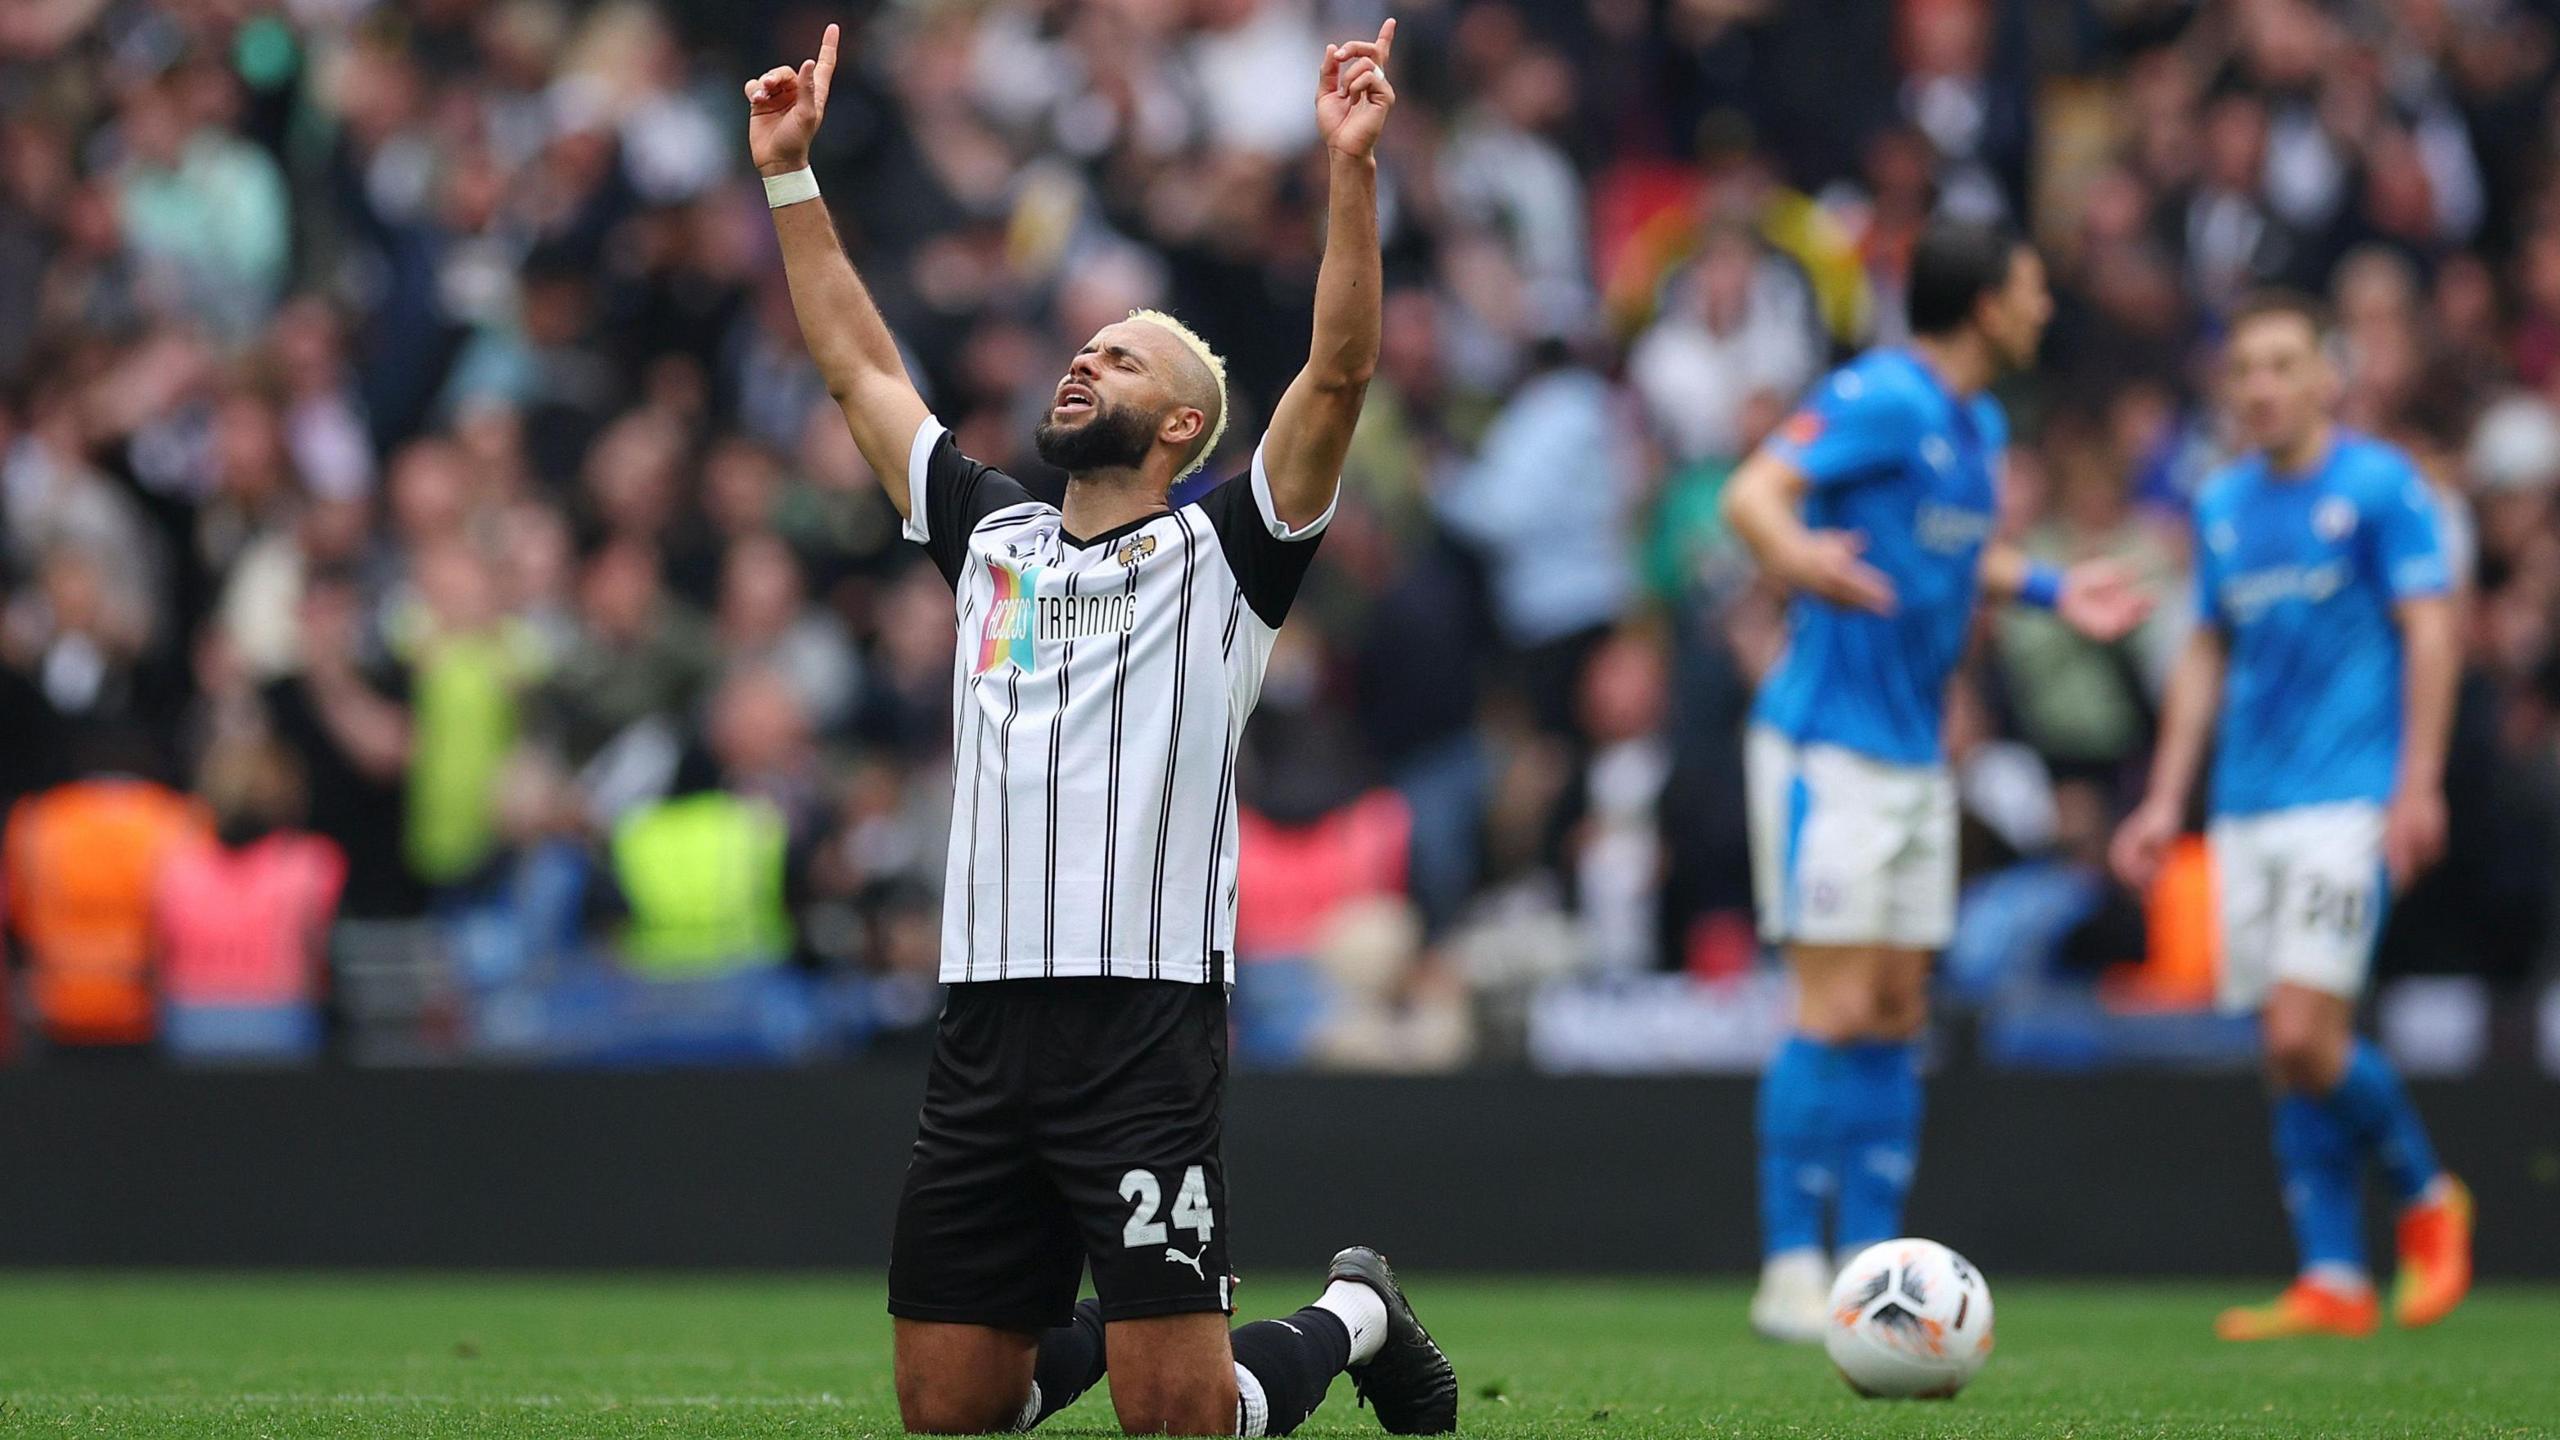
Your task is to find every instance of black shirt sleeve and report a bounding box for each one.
[1194,467,1329,629]
[911,424,1039,587]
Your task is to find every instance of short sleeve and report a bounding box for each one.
[2366,462,2451,602]
[901,418,1041,587]
[1972,395,2009,453]
[1195,440,1333,628]
[1761,369,1923,490]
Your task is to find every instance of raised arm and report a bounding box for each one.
[1258,20,1397,529]
[747,24,930,518]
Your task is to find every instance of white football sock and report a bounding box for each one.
[1315,1279,1390,1365]
[1010,1380,1043,1433]
[1762,1247,1829,1284]
[1232,1360,1269,1436]
[2303,1261,2373,1297]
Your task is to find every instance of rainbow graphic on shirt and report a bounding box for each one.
[975,558,1041,676]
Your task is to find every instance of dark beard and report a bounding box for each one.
[1034,400,1157,474]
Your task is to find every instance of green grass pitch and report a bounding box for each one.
[0,1273,2552,1438]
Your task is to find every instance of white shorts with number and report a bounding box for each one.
[2209,800,2386,1011]
[1745,726,1957,951]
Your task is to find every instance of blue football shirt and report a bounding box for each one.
[2193,431,2450,817]
[1752,348,2006,766]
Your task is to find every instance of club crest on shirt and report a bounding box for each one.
[2313,495,2357,542]
[1117,533,1158,568]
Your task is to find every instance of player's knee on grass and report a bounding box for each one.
[897,1382,1027,1435]
[894,1321,1037,1434]
[1106,1313,1238,1436]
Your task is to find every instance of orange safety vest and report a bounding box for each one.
[2103,834,2222,1012]
[4,779,211,1045]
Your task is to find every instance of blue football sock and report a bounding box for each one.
[2273,1090,2367,1277]
[1756,1036,1837,1259]
[2326,1040,2443,1207]
[1833,1039,1922,1252]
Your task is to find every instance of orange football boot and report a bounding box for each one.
[2214,1279,2379,1341]
[2393,1177,2474,1329]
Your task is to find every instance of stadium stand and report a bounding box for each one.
[4,0,2560,1074]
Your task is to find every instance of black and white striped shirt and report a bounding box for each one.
[903,417,1333,985]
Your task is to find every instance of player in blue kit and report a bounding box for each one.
[1722,222,2150,1341]
[2113,291,2473,1340]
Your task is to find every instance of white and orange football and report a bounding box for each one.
[1824,1238,1996,1399]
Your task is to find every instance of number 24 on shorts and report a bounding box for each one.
[1119,1166,1214,1247]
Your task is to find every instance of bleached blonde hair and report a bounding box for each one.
[1126,308,1230,478]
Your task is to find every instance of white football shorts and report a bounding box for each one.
[1745,725,1957,952]
[2208,800,2387,1010]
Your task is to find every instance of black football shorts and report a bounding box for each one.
[887,978,1232,1331]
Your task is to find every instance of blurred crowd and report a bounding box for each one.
[8,0,2560,1069]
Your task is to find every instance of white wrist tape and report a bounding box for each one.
[762,168,820,208]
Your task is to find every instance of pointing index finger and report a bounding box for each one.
[1376,17,1396,62]
[814,23,839,102]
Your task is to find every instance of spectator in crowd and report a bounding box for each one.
[4,750,209,1055]
[1437,332,1640,739]
[261,571,421,922]
[714,533,861,736]
[395,536,542,891]
[156,735,345,1061]
[1628,223,1820,468]
[548,537,715,765]
[609,767,794,980]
